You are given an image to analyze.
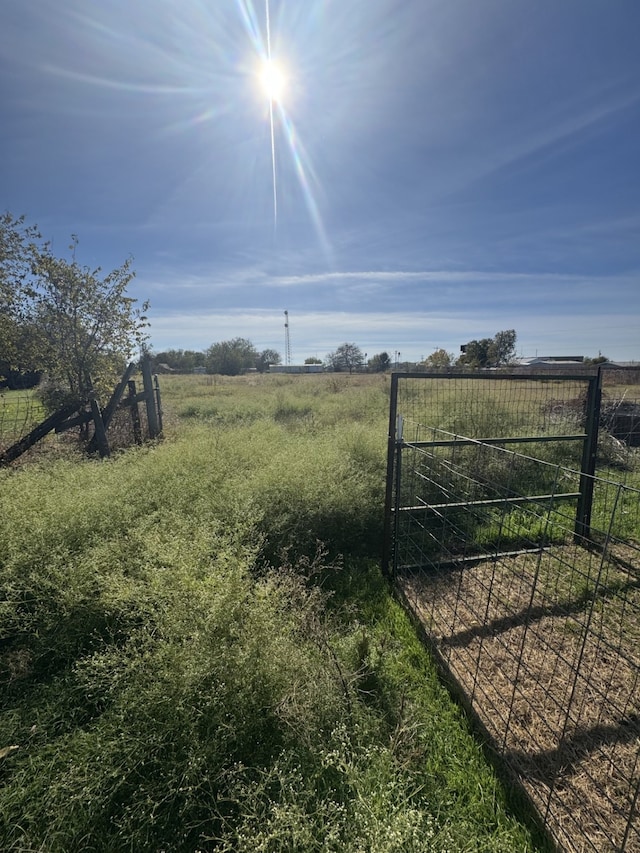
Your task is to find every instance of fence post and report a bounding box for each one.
[574,369,602,542]
[101,362,136,429]
[392,414,404,576]
[382,373,400,577]
[87,362,136,453]
[127,379,143,444]
[89,396,110,458]
[141,356,161,439]
[153,374,163,433]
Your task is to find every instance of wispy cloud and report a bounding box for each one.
[141,264,639,298]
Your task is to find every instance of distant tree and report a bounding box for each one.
[256,349,281,372]
[457,337,493,368]
[489,329,517,366]
[367,351,391,372]
[152,349,205,372]
[304,356,323,365]
[205,337,258,375]
[423,348,454,369]
[583,353,609,366]
[0,319,41,389]
[458,330,517,368]
[326,342,365,373]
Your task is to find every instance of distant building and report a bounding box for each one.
[600,361,639,369]
[269,364,324,374]
[514,357,639,372]
[192,366,206,374]
[515,356,585,367]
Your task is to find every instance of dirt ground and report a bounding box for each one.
[398,544,640,852]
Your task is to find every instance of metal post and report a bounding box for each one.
[574,369,602,542]
[382,373,400,576]
[392,414,404,578]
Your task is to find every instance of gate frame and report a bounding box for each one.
[382,369,602,577]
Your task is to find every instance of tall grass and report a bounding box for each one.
[0,374,544,851]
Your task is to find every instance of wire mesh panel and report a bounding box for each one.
[385,372,640,852]
[392,372,596,443]
[0,391,47,451]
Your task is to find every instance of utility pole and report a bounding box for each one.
[284,310,292,366]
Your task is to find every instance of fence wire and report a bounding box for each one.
[0,391,47,451]
[387,373,640,852]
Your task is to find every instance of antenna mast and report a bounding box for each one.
[284,310,292,366]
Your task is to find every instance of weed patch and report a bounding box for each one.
[0,375,544,851]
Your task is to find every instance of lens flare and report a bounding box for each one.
[260,59,285,103]
[235,0,329,253]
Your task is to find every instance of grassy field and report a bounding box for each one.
[0,372,548,852]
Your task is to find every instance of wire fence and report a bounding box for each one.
[385,372,640,852]
[0,366,161,462]
[0,390,47,453]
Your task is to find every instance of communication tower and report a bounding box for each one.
[284,310,292,366]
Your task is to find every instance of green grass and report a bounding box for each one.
[0,373,553,851]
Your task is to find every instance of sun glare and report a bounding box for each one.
[260,59,285,103]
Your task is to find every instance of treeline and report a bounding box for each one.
[152,341,393,375]
[152,332,520,376]
[152,338,280,376]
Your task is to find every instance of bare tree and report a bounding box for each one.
[326,342,365,373]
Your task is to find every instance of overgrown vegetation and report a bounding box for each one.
[0,373,544,851]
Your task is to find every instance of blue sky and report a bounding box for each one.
[2,0,639,363]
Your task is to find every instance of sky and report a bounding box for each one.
[1,0,639,364]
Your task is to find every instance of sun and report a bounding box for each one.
[259,58,285,103]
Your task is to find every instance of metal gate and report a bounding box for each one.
[383,370,601,577]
